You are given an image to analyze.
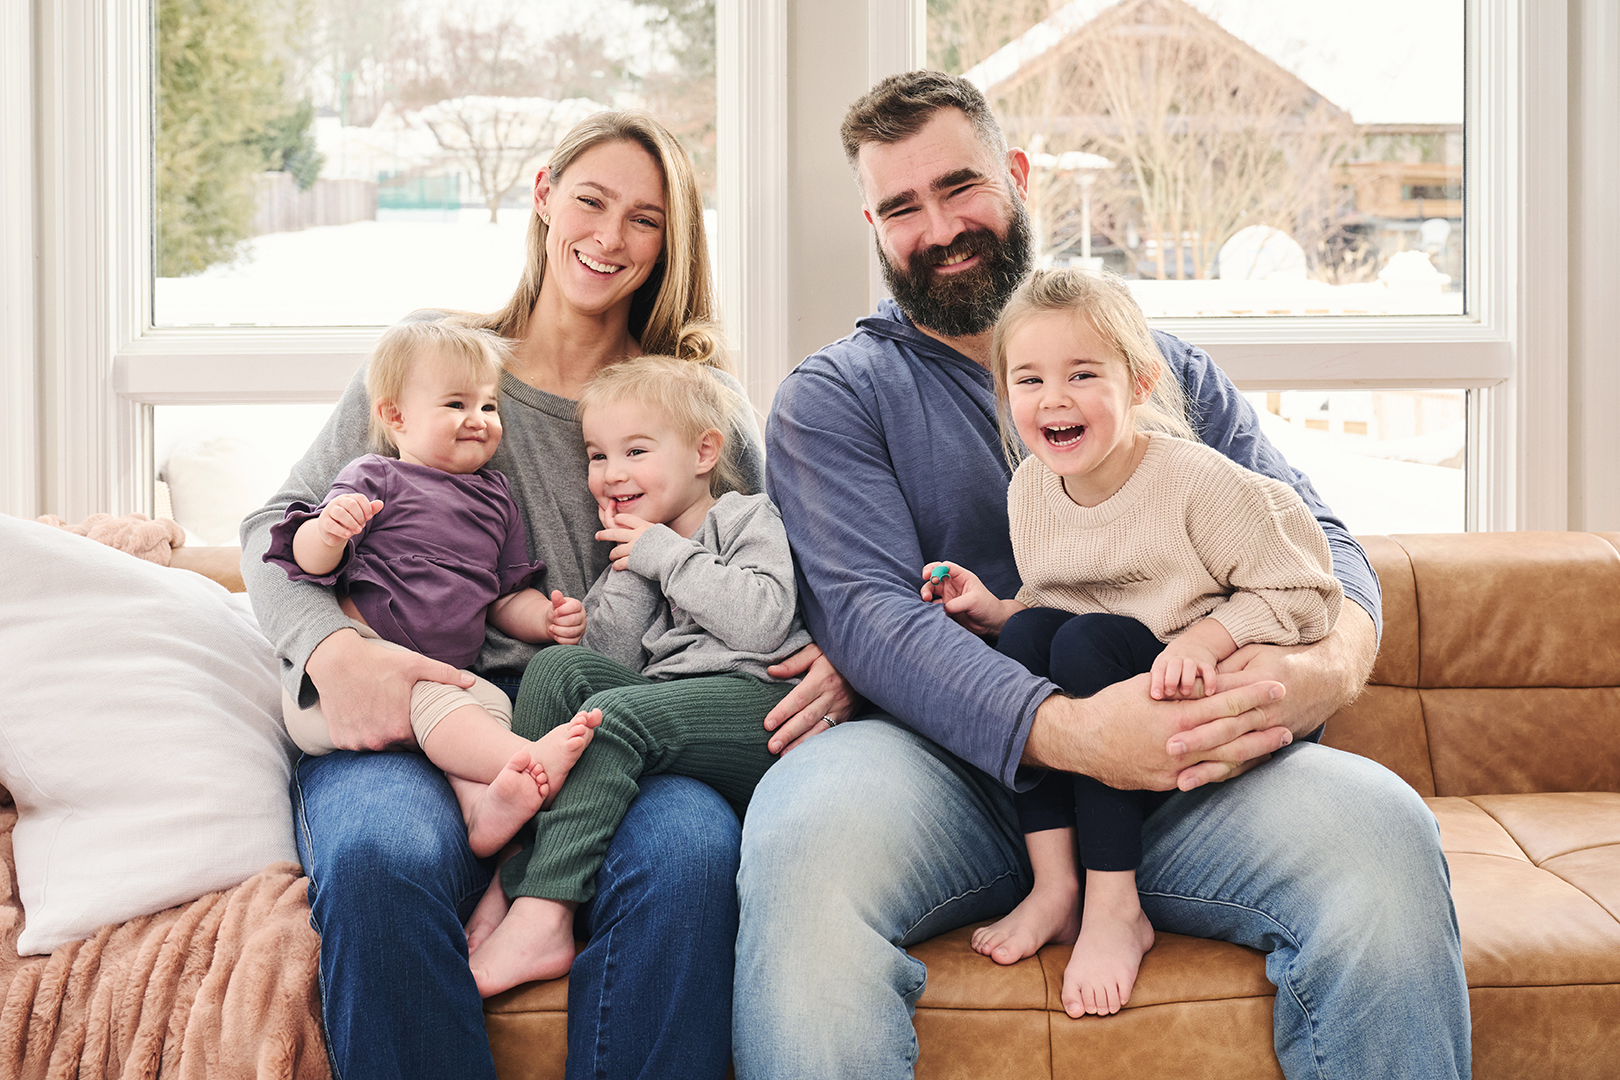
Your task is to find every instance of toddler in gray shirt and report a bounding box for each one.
[465,355,811,999]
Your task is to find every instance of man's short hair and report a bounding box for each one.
[840,70,1008,170]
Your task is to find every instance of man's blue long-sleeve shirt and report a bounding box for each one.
[765,299,1381,790]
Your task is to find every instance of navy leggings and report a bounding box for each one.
[999,608,1175,873]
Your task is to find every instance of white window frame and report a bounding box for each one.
[1,0,1583,536]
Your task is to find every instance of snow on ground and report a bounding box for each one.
[156,210,532,326]
[1250,404,1465,535]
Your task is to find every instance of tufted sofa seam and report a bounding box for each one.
[1532,858,1620,925]
[1460,798,1620,927]
[1538,839,1620,862]
[1465,979,1620,990]
[1443,848,1535,864]
[1463,797,1535,862]
[1390,537,1443,799]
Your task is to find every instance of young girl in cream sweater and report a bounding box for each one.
[924,269,1343,1020]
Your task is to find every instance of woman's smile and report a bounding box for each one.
[537,139,667,320]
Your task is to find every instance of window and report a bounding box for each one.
[155,0,719,330]
[7,0,1586,539]
[906,0,1508,534]
[931,0,1465,319]
[131,0,721,538]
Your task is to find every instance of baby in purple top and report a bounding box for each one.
[265,320,600,859]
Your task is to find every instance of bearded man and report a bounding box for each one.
[733,70,1471,1080]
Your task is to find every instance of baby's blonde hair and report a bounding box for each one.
[989,268,1194,468]
[365,320,512,453]
[576,356,748,498]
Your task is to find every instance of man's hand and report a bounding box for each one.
[762,644,857,754]
[920,561,1023,636]
[1216,602,1377,739]
[1024,676,1291,793]
[1025,603,1377,792]
[304,628,475,752]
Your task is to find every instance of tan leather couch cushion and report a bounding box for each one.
[1394,532,1620,690]
[1432,795,1620,987]
[1331,534,1620,798]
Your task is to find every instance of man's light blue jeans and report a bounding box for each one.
[734,720,1471,1080]
[294,750,739,1080]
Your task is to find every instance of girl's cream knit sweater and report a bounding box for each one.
[1009,433,1343,647]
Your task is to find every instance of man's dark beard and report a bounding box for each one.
[877,198,1035,338]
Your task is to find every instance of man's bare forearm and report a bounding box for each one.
[1222,602,1378,739]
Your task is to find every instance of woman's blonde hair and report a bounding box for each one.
[365,320,512,453]
[576,356,747,498]
[476,111,729,373]
[989,268,1194,468]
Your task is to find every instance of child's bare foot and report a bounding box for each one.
[465,752,549,857]
[1061,872,1155,1017]
[529,709,602,809]
[469,896,578,997]
[465,867,512,954]
[971,880,1080,965]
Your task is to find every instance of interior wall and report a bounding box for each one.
[1568,0,1620,531]
[1,0,38,520]
[787,0,874,370]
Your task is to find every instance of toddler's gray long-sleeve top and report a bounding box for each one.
[582,491,811,682]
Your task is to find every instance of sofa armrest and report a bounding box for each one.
[170,545,246,593]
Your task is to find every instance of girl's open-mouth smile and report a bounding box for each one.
[1043,424,1085,447]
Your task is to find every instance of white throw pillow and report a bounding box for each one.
[162,436,283,547]
[0,516,297,955]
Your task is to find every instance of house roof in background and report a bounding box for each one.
[963,0,1463,126]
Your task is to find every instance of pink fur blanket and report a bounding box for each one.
[0,787,330,1080]
[33,514,186,567]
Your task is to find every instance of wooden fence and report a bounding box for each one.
[252,173,377,235]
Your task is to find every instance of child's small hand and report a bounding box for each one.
[1151,618,1239,700]
[547,590,586,646]
[920,561,1017,637]
[596,513,655,571]
[317,493,383,545]
[1152,641,1221,700]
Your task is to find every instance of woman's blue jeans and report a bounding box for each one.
[293,749,739,1080]
[734,719,1471,1080]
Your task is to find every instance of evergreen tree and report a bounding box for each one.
[157,0,321,276]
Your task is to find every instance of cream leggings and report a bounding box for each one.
[282,619,511,756]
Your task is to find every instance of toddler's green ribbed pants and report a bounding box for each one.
[502,645,792,903]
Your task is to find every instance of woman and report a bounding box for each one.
[241,111,850,1080]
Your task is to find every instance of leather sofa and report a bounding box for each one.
[479,531,1620,1079]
